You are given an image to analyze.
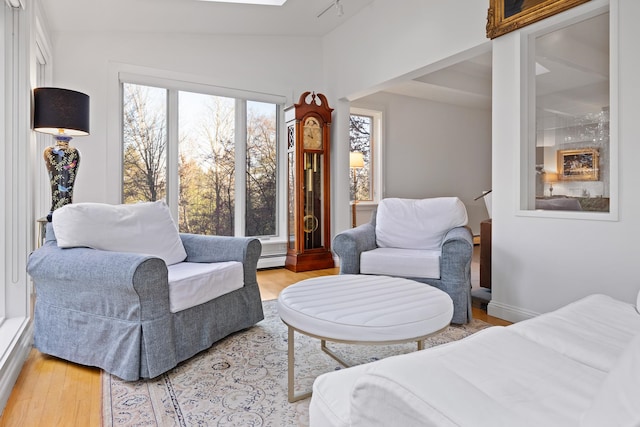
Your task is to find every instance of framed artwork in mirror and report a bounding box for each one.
[486,0,591,39]
[557,148,599,181]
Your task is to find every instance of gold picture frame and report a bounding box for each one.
[486,0,591,39]
[557,148,599,181]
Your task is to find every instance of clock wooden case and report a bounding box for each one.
[284,92,334,272]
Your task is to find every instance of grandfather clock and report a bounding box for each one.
[285,92,334,272]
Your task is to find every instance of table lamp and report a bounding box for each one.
[349,151,364,227]
[33,87,90,221]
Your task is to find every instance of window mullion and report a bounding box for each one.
[234,99,247,237]
[167,89,180,222]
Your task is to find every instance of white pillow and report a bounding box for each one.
[375,197,468,250]
[580,332,640,427]
[52,201,187,266]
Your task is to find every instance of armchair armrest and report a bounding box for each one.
[442,226,473,247]
[439,226,473,287]
[179,233,262,286]
[333,222,377,274]
[27,242,169,320]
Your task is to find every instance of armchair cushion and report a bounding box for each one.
[52,200,187,266]
[360,248,441,279]
[167,261,243,313]
[375,197,468,250]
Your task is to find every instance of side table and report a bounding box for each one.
[37,217,48,248]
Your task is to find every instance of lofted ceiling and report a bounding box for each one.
[39,0,494,109]
[36,2,608,112]
[382,51,493,109]
[39,0,374,37]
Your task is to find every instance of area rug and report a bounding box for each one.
[103,300,491,426]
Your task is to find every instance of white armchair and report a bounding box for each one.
[333,197,473,324]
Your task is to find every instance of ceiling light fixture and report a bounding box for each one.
[5,0,24,8]
[317,0,344,18]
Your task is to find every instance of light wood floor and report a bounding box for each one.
[0,266,509,427]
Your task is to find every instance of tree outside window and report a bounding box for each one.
[349,113,373,202]
[122,84,167,204]
[122,82,278,238]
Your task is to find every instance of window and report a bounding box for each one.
[523,10,612,216]
[122,84,167,204]
[349,108,382,203]
[122,81,279,238]
[245,101,278,236]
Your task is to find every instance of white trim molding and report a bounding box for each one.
[487,300,540,323]
[0,0,36,415]
[0,320,32,412]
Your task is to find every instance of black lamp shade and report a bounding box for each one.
[33,87,90,136]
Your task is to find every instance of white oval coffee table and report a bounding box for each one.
[277,274,454,402]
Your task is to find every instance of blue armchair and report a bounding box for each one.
[27,202,264,381]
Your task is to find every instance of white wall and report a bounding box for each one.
[322,0,640,320]
[322,0,491,238]
[47,0,491,245]
[353,92,491,235]
[490,0,640,321]
[323,0,490,101]
[48,32,324,207]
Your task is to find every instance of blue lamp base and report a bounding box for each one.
[44,135,80,222]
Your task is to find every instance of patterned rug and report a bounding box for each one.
[102,300,491,426]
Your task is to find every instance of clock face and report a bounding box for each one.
[303,117,323,150]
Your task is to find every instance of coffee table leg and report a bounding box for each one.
[321,340,351,367]
[418,340,424,351]
[287,325,312,403]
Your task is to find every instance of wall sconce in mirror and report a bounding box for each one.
[543,172,558,196]
[350,151,365,227]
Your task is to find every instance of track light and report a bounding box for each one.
[317,0,344,18]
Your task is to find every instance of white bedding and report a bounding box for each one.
[508,294,640,372]
[348,328,605,427]
[310,294,640,427]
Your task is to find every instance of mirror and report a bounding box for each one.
[530,12,610,213]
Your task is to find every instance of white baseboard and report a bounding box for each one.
[257,255,340,269]
[487,300,540,323]
[257,256,286,269]
[0,318,33,416]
